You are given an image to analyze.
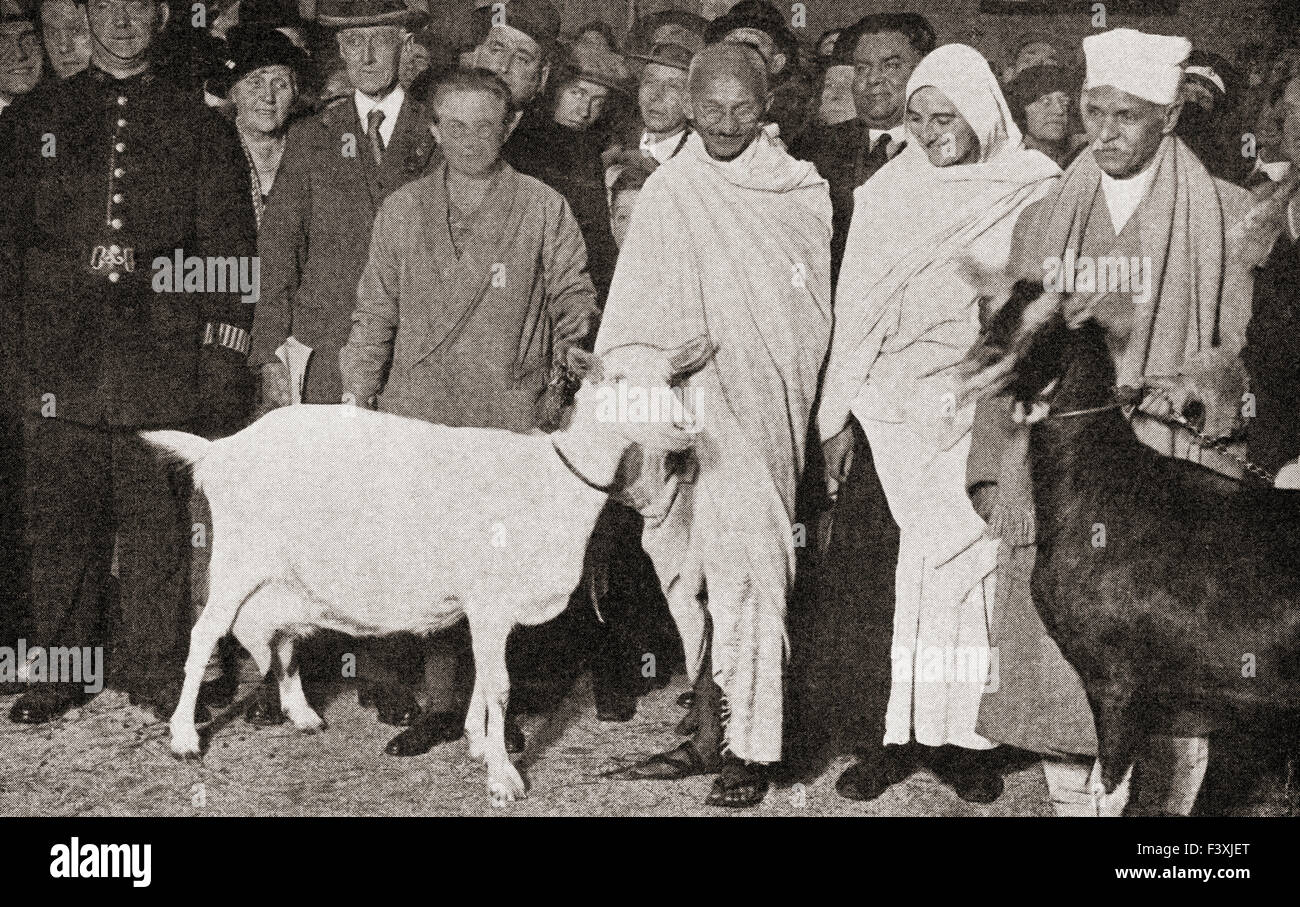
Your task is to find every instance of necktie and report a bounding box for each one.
[367,108,385,166]
[866,133,892,167]
[854,133,894,188]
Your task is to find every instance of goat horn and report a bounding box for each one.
[957,357,1018,408]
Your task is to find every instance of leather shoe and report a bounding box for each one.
[836,745,916,802]
[385,710,463,757]
[375,689,421,727]
[199,673,239,710]
[932,746,1005,804]
[9,685,84,724]
[384,712,526,756]
[244,681,285,726]
[130,687,208,724]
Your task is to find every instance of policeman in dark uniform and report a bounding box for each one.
[0,8,39,689]
[0,0,256,723]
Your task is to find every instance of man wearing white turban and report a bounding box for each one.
[966,27,1255,816]
[819,43,1060,804]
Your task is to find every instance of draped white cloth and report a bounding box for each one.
[596,126,832,762]
[817,44,1060,749]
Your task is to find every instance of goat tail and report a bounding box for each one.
[139,430,212,483]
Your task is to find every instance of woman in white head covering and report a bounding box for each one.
[818,43,1060,805]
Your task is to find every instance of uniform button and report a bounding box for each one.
[117,96,127,106]
[116,118,126,128]
[108,272,120,283]
[114,167,124,177]
[114,142,125,152]
[112,193,123,203]
[111,218,123,229]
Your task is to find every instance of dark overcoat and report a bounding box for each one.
[248,92,437,405]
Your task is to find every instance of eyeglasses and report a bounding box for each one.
[438,120,505,141]
[693,104,761,129]
[337,29,403,57]
[0,32,39,56]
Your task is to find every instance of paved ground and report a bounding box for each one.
[0,672,1062,817]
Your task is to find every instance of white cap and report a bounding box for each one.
[1185,64,1226,96]
[1083,28,1191,105]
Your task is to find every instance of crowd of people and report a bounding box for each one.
[1,0,1298,814]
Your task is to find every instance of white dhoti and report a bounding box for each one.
[864,418,999,750]
[596,128,833,766]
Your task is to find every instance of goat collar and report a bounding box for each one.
[551,438,615,494]
[1047,401,1129,420]
[1045,386,1143,421]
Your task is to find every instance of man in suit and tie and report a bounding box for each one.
[791,13,934,283]
[248,0,436,732]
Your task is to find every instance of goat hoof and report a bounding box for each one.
[169,726,202,760]
[291,712,327,734]
[489,780,523,805]
[488,764,527,803]
[170,743,203,763]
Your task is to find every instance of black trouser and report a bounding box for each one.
[23,415,194,694]
[784,417,900,767]
[586,500,675,704]
[502,500,675,713]
[0,399,29,649]
[357,634,429,700]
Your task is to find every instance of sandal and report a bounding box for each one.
[622,740,720,780]
[706,759,769,808]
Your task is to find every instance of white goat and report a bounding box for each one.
[144,338,713,802]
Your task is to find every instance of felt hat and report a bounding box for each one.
[211,23,309,96]
[316,0,427,30]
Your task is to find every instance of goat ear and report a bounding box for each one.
[1016,293,1063,345]
[668,336,717,378]
[566,347,603,382]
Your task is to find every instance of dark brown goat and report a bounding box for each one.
[965,279,1300,809]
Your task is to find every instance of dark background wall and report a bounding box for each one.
[537,0,1282,67]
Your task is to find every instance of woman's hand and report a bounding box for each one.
[822,425,856,501]
[969,481,998,524]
